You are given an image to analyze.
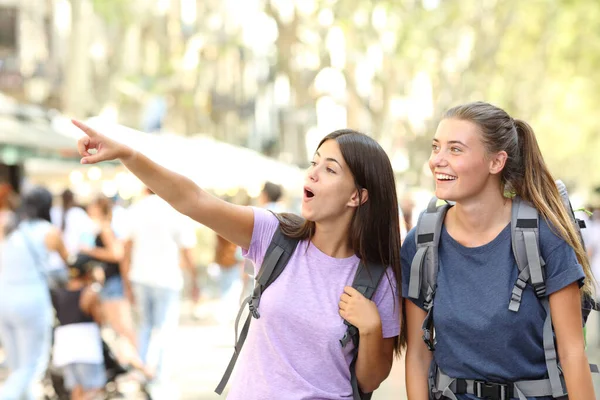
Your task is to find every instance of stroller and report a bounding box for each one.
[42,333,130,400]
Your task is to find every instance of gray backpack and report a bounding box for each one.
[215,224,388,400]
[408,180,598,400]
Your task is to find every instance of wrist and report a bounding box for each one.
[119,147,137,162]
[359,321,382,337]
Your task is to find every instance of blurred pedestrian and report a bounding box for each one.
[71,121,403,399]
[0,186,70,400]
[258,181,285,212]
[49,189,93,284]
[121,187,197,388]
[81,195,147,375]
[51,261,106,400]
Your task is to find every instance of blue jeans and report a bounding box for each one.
[0,283,53,400]
[133,283,180,382]
[62,363,106,390]
[101,275,125,301]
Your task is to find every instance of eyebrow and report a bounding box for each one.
[315,151,343,169]
[432,138,469,148]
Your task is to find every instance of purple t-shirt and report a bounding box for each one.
[227,208,400,400]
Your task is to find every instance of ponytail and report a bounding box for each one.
[513,119,595,298]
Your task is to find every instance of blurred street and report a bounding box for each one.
[3,298,599,400]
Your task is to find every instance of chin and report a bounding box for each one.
[435,188,456,202]
[300,206,311,220]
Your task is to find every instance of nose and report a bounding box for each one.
[307,166,318,182]
[429,149,447,168]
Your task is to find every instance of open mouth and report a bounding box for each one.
[435,173,457,181]
[304,187,315,198]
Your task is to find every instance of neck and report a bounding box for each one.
[311,216,354,259]
[450,186,511,234]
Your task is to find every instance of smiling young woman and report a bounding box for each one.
[402,101,596,400]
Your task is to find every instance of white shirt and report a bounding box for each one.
[49,206,94,271]
[50,206,94,255]
[123,195,197,290]
[53,322,103,367]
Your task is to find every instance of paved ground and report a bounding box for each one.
[2,300,599,399]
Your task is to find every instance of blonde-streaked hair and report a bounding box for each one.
[445,101,595,299]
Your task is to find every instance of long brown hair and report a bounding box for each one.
[445,101,595,298]
[274,129,406,355]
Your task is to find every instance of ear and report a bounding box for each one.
[348,188,369,208]
[489,150,508,175]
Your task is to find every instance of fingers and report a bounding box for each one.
[71,119,98,138]
[81,154,104,165]
[343,286,361,297]
[77,137,91,157]
[340,293,351,303]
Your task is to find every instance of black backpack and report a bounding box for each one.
[215,225,388,399]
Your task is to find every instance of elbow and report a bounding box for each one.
[172,181,203,217]
[358,362,392,393]
[359,379,382,394]
[558,346,588,368]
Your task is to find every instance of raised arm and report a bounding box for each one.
[73,120,254,249]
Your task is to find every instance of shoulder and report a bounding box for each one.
[538,216,574,257]
[537,216,584,294]
[252,207,280,232]
[401,226,417,258]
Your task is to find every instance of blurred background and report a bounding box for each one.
[1,0,600,399]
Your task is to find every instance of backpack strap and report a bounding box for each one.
[340,261,388,400]
[509,197,546,313]
[215,226,300,395]
[555,180,587,249]
[408,197,451,351]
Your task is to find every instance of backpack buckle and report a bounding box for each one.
[533,282,546,297]
[422,329,436,351]
[474,380,512,400]
[248,296,261,319]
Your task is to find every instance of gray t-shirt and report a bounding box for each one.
[401,216,585,400]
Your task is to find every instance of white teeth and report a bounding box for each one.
[436,173,457,181]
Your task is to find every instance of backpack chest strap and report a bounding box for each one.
[432,365,553,400]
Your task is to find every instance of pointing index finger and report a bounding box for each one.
[71,119,98,138]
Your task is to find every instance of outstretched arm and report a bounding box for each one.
[73,120,254,249]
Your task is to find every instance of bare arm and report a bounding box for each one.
[73,120,254,250]
[355,331,395,392]
[121,239,132,279]
[121,239,134,303]
[45,227,69,263]
[550,282,595,399]
[181,247,199,301]
[80,286,103,324]
[180,248,197,280]
[84,226,122,263]
[404,299,433,400]
[338,286,395,392]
